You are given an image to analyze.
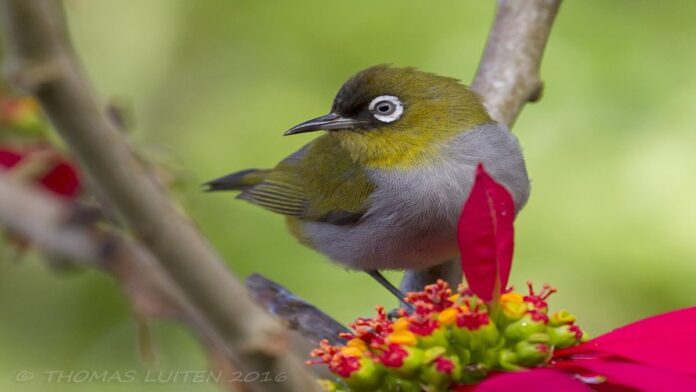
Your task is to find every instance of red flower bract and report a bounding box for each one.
[557,306,696,376]
[464,369,589,392]
[457,164,514,302]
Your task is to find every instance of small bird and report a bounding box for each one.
[207,65,530,298]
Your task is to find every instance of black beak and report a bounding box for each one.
[283,113,365,136]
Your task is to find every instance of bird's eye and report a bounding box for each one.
[376,102,395,115]
[368,95,403,123]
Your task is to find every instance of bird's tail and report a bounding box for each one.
[204,168,271,192]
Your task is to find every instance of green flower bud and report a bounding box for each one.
[498,348,523,371]
[527,332,550,344]
[549,324,585,349]
[417,327,450,351]
[504,313,547,341]
[515,340,552,367]
[459,363,489,385]
[399,347,425,377]
[420,356,462,389]
[479,338,506,369]
[343,357,382,390]
[549,310,576,327]
[451,345,471,367]
[452,315,500,352]
[379,344,425,378]
[497,292,528,326]
[423,347,448,363]
[382,374,421,392]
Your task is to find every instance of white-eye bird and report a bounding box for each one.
[207,65,530,298]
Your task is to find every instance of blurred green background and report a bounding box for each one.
[2,1,696,391]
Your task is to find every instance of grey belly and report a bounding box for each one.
[301,216,460,270]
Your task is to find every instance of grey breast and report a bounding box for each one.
[365,122,529,226]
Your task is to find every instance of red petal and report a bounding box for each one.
[558,358,696,392]
[40,161,81,198]
[473,369,590,391]
[557,306,696,375]
[457,164,515,301]
[0,147,23,168]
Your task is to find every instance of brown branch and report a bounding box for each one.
[247,274,350,346]
[401,0,562,294]
[472,0,562,126]
[0,1,317,391]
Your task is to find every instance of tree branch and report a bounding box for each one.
[0,1,317,390]
[247,274,350,346]
[401,0,562,294]
[472,0,562,126]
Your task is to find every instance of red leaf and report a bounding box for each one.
[457,164,515,301]
[557,306,696,376]
[556,358,696,392]
[472,369,590,392]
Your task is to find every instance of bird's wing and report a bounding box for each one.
[236,146,308,216]
[238,136,374,224]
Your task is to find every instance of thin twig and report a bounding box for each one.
[0,1,317,390]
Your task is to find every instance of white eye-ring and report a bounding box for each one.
[368,95,404,123]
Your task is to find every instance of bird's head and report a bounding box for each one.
[284,65,492,169]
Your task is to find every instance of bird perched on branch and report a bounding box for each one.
[207,65,530,299]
